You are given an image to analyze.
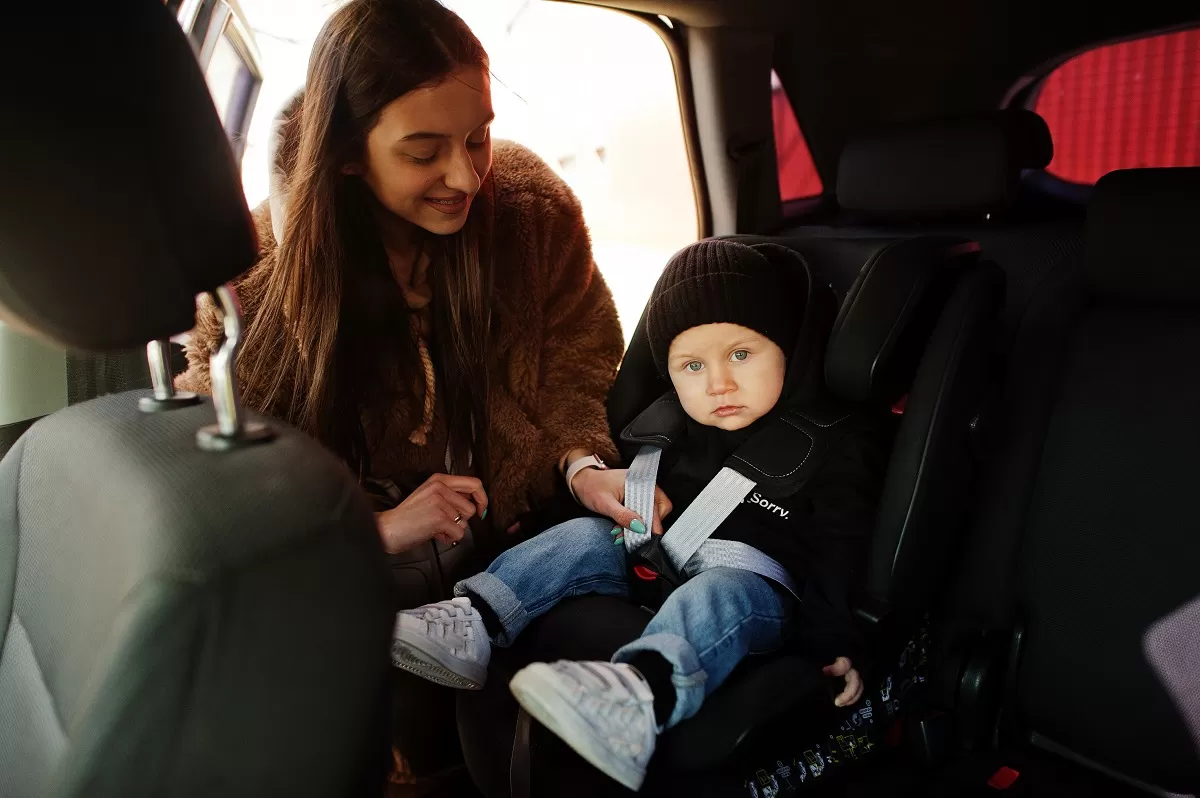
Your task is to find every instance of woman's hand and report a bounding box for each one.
[570,467,673,535]
[823,656,864,708]
[376,474,489,554]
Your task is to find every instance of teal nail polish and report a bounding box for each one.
[631,519,647,535]
[482,508,488,520]
[610,526,623,536]
[613,536,624,546]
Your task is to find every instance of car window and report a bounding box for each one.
[0,322,67,432]
[1032,26,1200,184]
[172,0,263,161]
[203,24,260,159]
[771,70,823,203]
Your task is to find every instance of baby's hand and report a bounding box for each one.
[823,656,864,708]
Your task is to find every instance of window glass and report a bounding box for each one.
[1032,27,1200,184]
[204,32,246,128]
[771,70,823,201]
[449,1,698,338]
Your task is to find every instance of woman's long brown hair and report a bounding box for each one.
[238,0,492,482]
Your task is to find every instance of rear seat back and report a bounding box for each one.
[819,117,1199,788]
[964,168,1200,792]
[752,111,1086,633]
[809,107,1089,632]
[800,110,1084,345]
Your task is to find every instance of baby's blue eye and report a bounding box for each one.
[731,350,750,362]
[685,361,704,372]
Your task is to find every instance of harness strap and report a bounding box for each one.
[661,466,756,567]
[623,445,661,552]
[685,539,799,599]
[623,446,798,599]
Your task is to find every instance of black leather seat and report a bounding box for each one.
[764,113,1199,795]
[795,110,1085,348]
[457,231,1002,796]
[0,3,392,796]
[944,168,1200,796]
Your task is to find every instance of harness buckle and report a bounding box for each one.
[629,536,683,609]
[632,565,659,581]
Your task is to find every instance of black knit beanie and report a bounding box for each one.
[646,240,804,375]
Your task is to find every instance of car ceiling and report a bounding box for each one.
[566,0,1200,189]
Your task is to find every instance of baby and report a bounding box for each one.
[392,239,888,790]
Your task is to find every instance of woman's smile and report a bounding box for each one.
[424,192,469,215]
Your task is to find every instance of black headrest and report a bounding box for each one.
[822,237,981,404]
[1085,167,1200,304]
[837,110,1053,221]
[0,1,257,351]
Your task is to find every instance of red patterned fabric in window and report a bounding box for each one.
[1034,28,1200,184]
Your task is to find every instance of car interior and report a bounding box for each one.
[1,1,1197,797]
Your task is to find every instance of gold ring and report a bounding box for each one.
[453,514,463,525]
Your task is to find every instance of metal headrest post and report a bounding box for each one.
[196,283,274,451]
[138,339,200,412]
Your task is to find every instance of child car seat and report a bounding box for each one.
[458,233,1002,796]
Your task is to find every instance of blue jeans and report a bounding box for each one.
[455,516,791,728]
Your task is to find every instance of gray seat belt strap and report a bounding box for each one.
[685,539,799,600]
[623,445,661,552]
[659,466,756,568]
[622,447,799,599]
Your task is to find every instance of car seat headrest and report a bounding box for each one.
[0,1,258,351]
[1085,167,1200,305]
[822,237,982,405]
[744,244,839,407]
[837,110,1052,221]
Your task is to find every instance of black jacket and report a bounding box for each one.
[654,408,892,662]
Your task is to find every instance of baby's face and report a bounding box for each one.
[667,323,786,431]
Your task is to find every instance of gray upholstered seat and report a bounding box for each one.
[0,2,392,796]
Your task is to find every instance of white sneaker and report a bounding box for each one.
[509,661,658,791]
[391,597,491,689]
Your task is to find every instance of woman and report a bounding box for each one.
[174,0,660,546]
[176,0,665,787]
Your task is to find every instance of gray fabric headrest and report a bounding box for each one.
[1086,167,1200,304]
[837,110,1053,221]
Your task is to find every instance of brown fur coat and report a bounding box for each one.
[177,126,623,528]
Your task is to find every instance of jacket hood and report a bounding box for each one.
[265,89,305,244]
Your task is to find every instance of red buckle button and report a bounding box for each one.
[633,565,659,581]
[987,766,1020,790]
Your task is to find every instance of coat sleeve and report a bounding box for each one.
[173,295,222,395]
[531,187,625,470]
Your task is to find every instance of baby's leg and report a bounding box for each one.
[503,567,790,789]
[455,515,629,645]
[613,566,790,728]
[393,516,628,688]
